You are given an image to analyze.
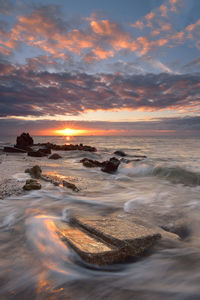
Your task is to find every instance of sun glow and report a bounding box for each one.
[54,128,88,136]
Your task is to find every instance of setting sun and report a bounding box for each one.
[54,128,88,136]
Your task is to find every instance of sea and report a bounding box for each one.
[0,135,200,299]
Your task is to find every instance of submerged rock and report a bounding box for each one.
[114,150,127,157]
[3,146,26,153]
[23,179,41,191]
[25,165,42,178]
[16,132,34,147]
[38,148,51,155]
[56,214,161,265]
[48,153,62,160]
[132,155,147,159]
[27,150,48,157]
[62,180,79,192]
[120,158,142,163]
[40,175,79,191]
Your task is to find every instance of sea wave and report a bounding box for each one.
[153,166,200,186]
[120,162,200,186]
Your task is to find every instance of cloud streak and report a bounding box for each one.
[0,116,199,136]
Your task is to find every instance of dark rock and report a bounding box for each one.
[39,148,51,155]
[80,158,102,168]
[79,145,97,152]
[62,180,79,192]
[23,179,41,190]
[132,155,147,158]
[101,157,120,174]
[114,150,127,157]
[55,214,161,265]
[80,157,120,174]
[33,142,97,152]
[27,150,48,157]
[25,165,42,178]
[14,145,33,152]
[16,132,34,147]
[40,175,60,186]
[3,146,26,153]
[48,153,62,160]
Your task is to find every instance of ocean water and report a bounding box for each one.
[0,135,200,299]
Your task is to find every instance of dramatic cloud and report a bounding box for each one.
[0,0,199,136]
[0,61,199,117]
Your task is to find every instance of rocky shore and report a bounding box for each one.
[0,132,183,266]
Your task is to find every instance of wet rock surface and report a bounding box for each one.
[40,174,79,192]
[23,179,41,191]
[62,180,79,192]
[48,153,62,160]
[56,214,162,265]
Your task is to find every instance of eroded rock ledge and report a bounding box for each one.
[55,214,168,265]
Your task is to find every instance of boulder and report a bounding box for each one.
[16,133,34,147]
[3,146,26,153]
[23,179,41,191]
[48,153,62,160]
[114,150,127,157]
[25,165,42,178]
[101,157,120,174]
[55,214,161,265]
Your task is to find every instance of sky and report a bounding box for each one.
[0,0,199,136]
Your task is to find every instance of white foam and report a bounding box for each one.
[12,172,30,181]
[120,163,153,177]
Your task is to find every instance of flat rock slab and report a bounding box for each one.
[55,215,161,265]
[56,221,120,265]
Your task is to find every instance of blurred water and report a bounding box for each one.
[0,135,200,299]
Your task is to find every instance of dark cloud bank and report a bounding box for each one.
[0,61,200,116]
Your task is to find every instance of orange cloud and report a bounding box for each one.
[130,20,144,30]
[145,12,155,21]
[92,47,114,60]
[160,5,168,17]
[0,45,11,55]
[90,19,118,36]
[1,3,198,63]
